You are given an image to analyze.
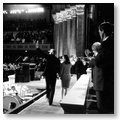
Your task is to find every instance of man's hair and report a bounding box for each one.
[64,55,70,64]
[99,22,113,36]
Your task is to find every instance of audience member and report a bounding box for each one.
[94,22,114,113]
[75,57,88,80]
[89,42,103,112]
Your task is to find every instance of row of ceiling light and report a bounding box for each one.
[3,7,44,14]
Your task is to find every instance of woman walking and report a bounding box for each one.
[60,55,72,99]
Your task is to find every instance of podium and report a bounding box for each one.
[15,63,36,83]
[29,63,36,81]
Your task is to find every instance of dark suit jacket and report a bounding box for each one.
[89,58,104,91]
[36,48,60,79]
[44,54,60,78]
[95,36,114,91]
[75,59,87,75]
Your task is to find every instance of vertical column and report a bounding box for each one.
[66,19,71,56]
[53,23,57,55]
[53,5,85,57]
[76,5,85,57]
[53,12,64,57]
[69,18,74,57]
[70,17,76,57]
[59,22,63,57]
[62,21,67,55]
[54,23,60,57]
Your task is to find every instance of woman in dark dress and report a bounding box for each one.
[60,55,72,99]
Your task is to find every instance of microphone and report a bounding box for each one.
[16,56,22,62]
[23,56,29,62]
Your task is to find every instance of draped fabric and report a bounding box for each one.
[53,5,85,57]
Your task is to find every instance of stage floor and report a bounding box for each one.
[4,74,98,114]
[18,75,77,114]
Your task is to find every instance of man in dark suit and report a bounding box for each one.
[75,57,88,80]
[36,46,60,105]
[95,22,114,113]
[43,49,60,105]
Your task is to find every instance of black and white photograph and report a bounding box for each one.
[1,0,120,120]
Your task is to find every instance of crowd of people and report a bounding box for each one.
[3,19,53,44]
[34,21,114,114]
[3,21,114,114]
[4,19,50,31]
[89,22,114,113]
[3,29,53,44]
[3,54,46,82]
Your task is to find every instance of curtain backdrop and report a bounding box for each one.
[53,5,85,57]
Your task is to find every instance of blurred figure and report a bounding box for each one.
[94,22,114,113]
[84,49,93,58]
[11,86,23,104]
[36,46,60,105]
[75,57,88,80]
[91,42,101,57]
[44,49,60,105]
[81,57,88,72]
[59,56,64,63]
[60,55,72,99]
[89,42,103,111]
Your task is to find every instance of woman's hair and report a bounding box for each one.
[64,55,70,64]
[91,42,101,52]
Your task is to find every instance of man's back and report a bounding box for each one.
[44,54,60,78]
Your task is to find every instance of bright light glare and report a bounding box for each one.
[21,4,40,8]
[9,7,44,14]
[26,8,44,13]
[3,10,8,14]
[4,4,44,14]
[10,9,24,14]
[10,4,40,9]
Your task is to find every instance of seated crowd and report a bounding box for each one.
[3,53,89,82]
[3,54,47,82]
[3,19,53,44]
[3,29,53,44]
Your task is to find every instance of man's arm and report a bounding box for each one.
[35,43,48,59]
